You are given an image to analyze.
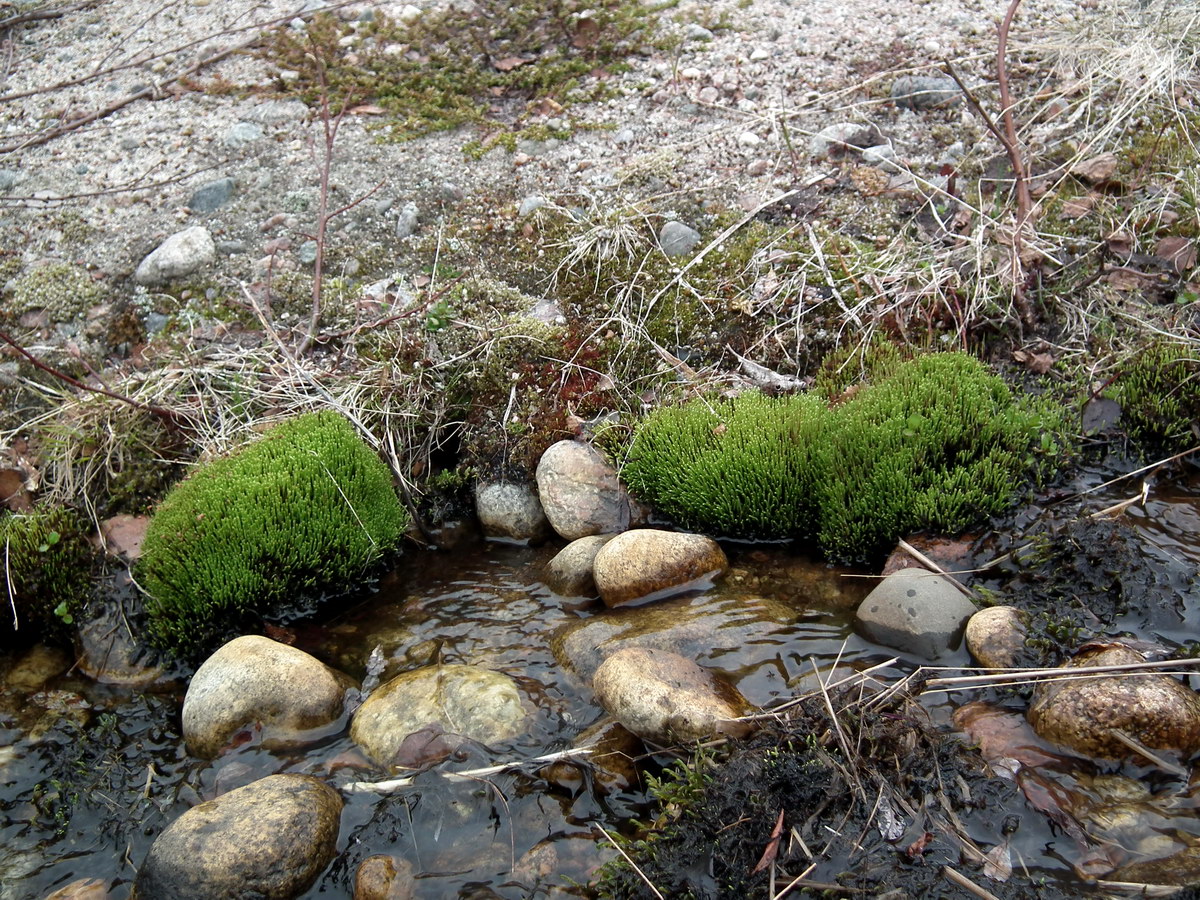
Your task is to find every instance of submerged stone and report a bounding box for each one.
[592,529,728,607]
[133,774,342,900]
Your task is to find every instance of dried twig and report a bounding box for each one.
[943,864,1002,900]
[896,538,975,599]
[924,656,1200,690]
[343,747,592,794]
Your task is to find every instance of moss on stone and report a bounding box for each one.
[138,410,408,653]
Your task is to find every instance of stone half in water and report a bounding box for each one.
[1027,641,1200,761]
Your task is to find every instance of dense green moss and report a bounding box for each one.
[623,392,830,540]
[1108,341,1200,454]
[138,410,408,653]
[0,507,92,646]
[624,352,1066,563]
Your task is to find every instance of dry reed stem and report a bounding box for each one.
[343,747,593,794]
[591,821,666,900]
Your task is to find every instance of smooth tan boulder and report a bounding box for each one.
[183,635,355,758]
[592,529,728,607]
[591,647,753,745]
[1028,642,1200,760]
[965,606,1032,669]
[535,440,633,540]
[132,774,342,899]
[350,664,528,767]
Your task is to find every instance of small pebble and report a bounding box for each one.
[747,159,770,176]
[684,23,714,41]
[737,132,761,147]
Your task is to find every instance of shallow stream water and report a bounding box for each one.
[1,467,1198,899]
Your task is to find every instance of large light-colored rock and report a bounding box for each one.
[855,567,976,660]
[544,534,615,596]
[553,590,796,682]
[474,480,549,543]
[132,774,342,900]
[535,440,632,540]
[350,664,528,767]
[591,647,753,745]
[1028,642,1200,760]
[183,635,355,758]
[133,226,215,286]
[592,529,728,607]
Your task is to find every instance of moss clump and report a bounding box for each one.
[138,410,408,653]
[624,352,1065,563]
[5,262,106,322]
[0,507,92,645]
[1108,341,1200,454]
[623,392,830,540]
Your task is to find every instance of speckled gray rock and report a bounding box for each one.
[132,774,341,900]
[592,529,728,607]
[658,221,701,257]
[891,75,962,109]
[544,534,615,596]
[183,635,355,758]
[535,440,633,540]
[350,664,528,766]
[394,202,419,238]
[518,195,547,216]
[223,121,264,147]
[592,647,753,745]
[855,567,976,660]
[133,226,216,286]
[474,480,549,543]
[188,177,235,212]
[809,122,883,159]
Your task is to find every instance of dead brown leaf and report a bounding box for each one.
[571,16,600,48]
[99,514,150,560]
[348,104,386,116]
[1060,196,1095,219]
[1071,152,1120,185]
[0,468,32,512]
[1154,236,1198,273]
[750,809,785,875]
[983,840,1013,882]
[952,701,1074,778]
[1012,349,1056,375]
[1105,230,1135,258]
[1103,267,1156,291]
[492,56,531,72]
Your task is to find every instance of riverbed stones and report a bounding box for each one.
[965,606,1031,669]
[592,529,729,607]
[544,534,614,596]
[535,440,632,540]
[350,664,527,767]
[182,635,355,758]
[133,226,216,286]
[592,647,753,745]
[474,480,549,543]
[552,590,797,682]
[891,74,962,109]
[855,567,977,660]
[353,855,416,900]
[1027,642,1200,760]
[132,773,341,900]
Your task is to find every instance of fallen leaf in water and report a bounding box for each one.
[391,722,465,771]
[100,514,149,559]
[953,701,1075,778]
[984,840,1012,882]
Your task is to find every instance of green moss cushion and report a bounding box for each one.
[139,411,408,652]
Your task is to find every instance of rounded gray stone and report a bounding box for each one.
[855,567,977,660]
[544,534,615,596]
[188,177,236,212]
[133,226,216,286]
[658,221,701,257]
[474,480,549,543]
[891,75,962,109]
[535,440,631,540]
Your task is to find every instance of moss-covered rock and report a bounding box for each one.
[624,352,1065,564]
[138,410,408,654]
[0,506,92,647]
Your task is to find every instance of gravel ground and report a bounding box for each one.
[0,0,1092,293]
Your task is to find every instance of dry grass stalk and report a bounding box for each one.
[943,865,1002,900]
[924,656,1200,690]
[343,747,592,794]
[591,821,666,900]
